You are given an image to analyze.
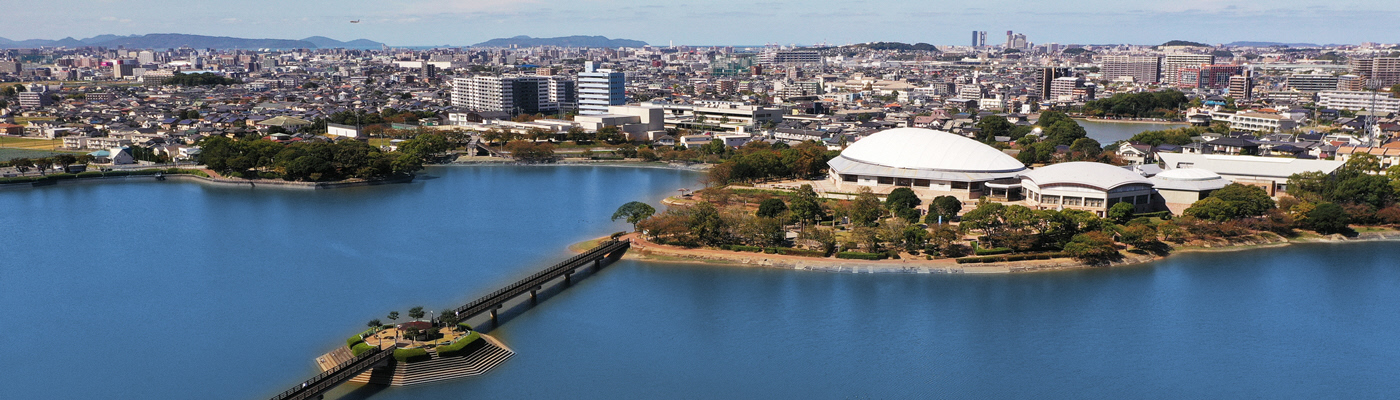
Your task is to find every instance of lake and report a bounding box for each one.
[1078,119,1189,144]
[2,166,1397,399]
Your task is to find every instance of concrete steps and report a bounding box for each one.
[345,340,514,386]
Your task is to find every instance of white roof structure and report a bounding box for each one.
[1151,168,1229,192]
[1020,162,1153,191]
[1157,153,1345,179]
[827,128,1025,181]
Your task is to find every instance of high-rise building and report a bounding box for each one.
[1038,67,1069,100]
[1229,75,1254,101]
[1350,57,1400,87]
[1338,74,1365,91]
[757,50,821,66]
[1050,76,1085,101]
[1285,74,1340,92]
[971,31,986,47]
[578,61,625,115]
[1161,54,1214,86]
[452,75,576,115]
[1177,64,1243,89]
[1100,55,1161,83]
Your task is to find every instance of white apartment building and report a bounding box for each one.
[1161,54,1214,86]
[1285,74,1341,92]
[1318,90,1400,114]
[452,75,575,115]
[578,62,626,115]
[1100,55,1160,83]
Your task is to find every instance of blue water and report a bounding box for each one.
[3,166,1399,399]
[1079,119,1189,144]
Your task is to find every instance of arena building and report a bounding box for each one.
[825,128,1027,201]
[1149,168,1230,215]
[1020,162,1156,216]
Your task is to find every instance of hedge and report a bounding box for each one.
[955,252,1069,264]
[436,332,485,358]
[393,347,432,363]
[775,248,826,257]
[974,247,1013,256]
[346,336,365,348]
[350,342,374,357]
[728,245,764,253]
[836,251,887,260]
[1136,210,1173,219]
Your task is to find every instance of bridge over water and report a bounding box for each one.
[265,239,631,400]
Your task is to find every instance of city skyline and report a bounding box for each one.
[4,0,1399,47]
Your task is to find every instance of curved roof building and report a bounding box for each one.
[1020,162,1156,216]
[1151,168,1229,215]
[826,128,1026,201]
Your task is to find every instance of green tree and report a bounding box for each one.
[788,184,825,229]
[368,319,382,329]
[1306,202,1350,234]
[1069,137,1102,156]
[885,187,921,210]
[687,202,729,246]
[387,311,399,323]
[612,201,657,231]
[1107,201,1136,224]
[1063,232,1119,264]
[1184,197,1238,222]
[849,187,886,227]
[926,195,963,224]
[408,306,425,321]
[1210,184,1275,217]
[975,116,1014,143]
[756,198,788,219]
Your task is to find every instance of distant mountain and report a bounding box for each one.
[1225,41,1324,48]
[81,34,137,44]
[95,34,315,49]
[0,33,320,49]
[302,36,384,49]
[1160,40,1211,47]
[849,42,939,52]
[473,35,647,48]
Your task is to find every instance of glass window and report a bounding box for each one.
[878,176,894,185]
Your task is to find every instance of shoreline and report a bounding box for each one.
[573,229,1400,275]
[1075,116,1187,124]
[443,158,712,172]
[0,170,415,191]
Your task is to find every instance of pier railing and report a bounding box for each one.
[269,343,398,400]
[449,239,629,319]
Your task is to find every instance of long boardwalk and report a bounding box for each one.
[265,239,630,400]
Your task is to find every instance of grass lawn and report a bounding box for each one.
[0,136,66,151]
[0,148,78,161]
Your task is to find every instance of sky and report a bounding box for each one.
[4,0,1399,46]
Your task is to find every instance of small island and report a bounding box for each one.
[324,307,513,386]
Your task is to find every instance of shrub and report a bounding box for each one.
[393,347,431,363]
[974,247,1013,256]
[836,251,885,260]
[130,169,160,176]
[457,322,473,331]
[610,231,626,239]
[763,248,778,254]
[350,342,374,357]
[259,172,281,179]
[728,245,763,253]
[775,248,825,257]
[76,171,104,178]
[436,332,485,358]
[346,336,365,348]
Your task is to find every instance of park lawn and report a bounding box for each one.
[0,137,66,151]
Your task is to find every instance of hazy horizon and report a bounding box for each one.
[4,0,1398,47]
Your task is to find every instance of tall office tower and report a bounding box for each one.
[1010,33,1028,50]
[1006,31,1015,48]
[578,61,626,115]
[1230,71,1254,101]
[971,31,987,47]
[1350,57,1400,86]
[1039,67,1069,100]
[1161,54,1215,86]
[1101,55,1161,83]
[452,75,575,115]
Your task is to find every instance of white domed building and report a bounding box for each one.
[826,128,1027,201]
[1020,162,1155,216]
[1150,168,1229,215]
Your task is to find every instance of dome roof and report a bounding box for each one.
[1153,168,1222,181]
[1021,162,1153,191]
[836,128,1025,173]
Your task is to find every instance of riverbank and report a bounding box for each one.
[447,156,712,171]
[1074,117,1189,125]
[573,228,1400,275]
[0,169,415,190]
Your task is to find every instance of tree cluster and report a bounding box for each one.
[1081,90,1189,119]
[706,141,839,185]
[163,72,241,86]
[197,134,433,181]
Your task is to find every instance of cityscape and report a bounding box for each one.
[5,1,1400,399]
